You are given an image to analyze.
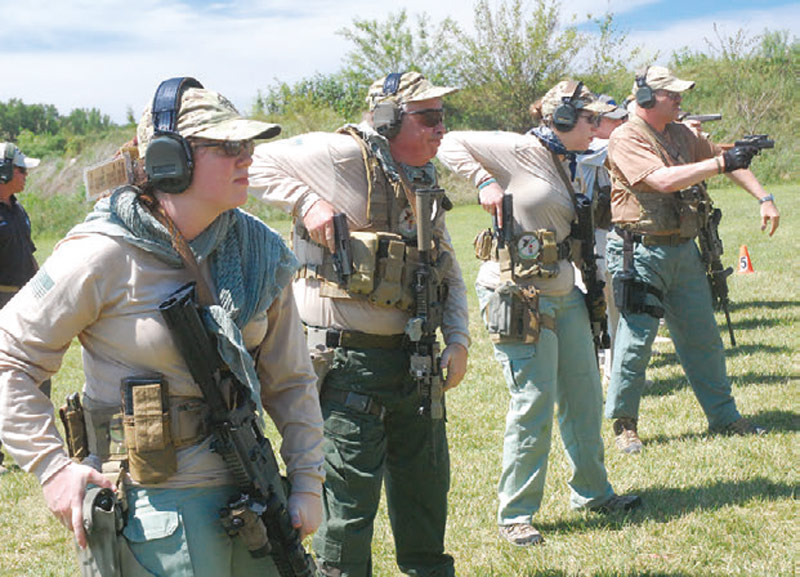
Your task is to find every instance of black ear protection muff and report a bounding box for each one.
[144,77,204,194]
[552,81,585,132]
[635,66,655,109]
[0,143,17,184]
[372,72,405,139]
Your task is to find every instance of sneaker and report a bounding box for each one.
[720,417,767,436]
[498,523,544,546]
[590,493,642,514]
[613,418,643,454]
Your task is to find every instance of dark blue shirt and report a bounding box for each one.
[0,195,38,288]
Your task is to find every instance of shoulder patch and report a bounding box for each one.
[29,268,55,300]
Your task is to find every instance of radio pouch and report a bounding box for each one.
[371,235,406,307]
[348,232,379,295]
[484,281,541,344]
[122,375,176,484]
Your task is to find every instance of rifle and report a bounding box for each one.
[159,284,316,577]
[405,187,449,420]
[492,194,514,249]
[679,113,722,123]
[331,212,353,288]
[696,207,736,346]
[572,193,611,352]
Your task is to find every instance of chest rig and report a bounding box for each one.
[295,125,449,312]
[622,117,713,237]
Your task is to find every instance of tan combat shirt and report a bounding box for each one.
[0,232,325,493]
[249,130,470,350]
[608,116,719,227]
[438,130,578,296]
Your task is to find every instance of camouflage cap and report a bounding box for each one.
[366,71,459,111]
[635,66,695,94]
[137,87,281,156]
[0,142,40,169]
[540,80,615,118]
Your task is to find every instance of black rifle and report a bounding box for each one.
[406,187,449,420]
[572,193,611,352]
[159,284,316,577]
[331,212,353,288]
[696,207,736,346]
[734,134,774,151]
[492,194,514,249]
[679,113,722,123]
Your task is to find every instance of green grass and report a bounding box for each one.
[1,184,797,576]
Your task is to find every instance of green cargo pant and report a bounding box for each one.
[312,346,454,577]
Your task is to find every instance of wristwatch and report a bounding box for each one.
[758,194,775,204]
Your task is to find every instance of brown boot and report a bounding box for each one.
[613,417,643,454]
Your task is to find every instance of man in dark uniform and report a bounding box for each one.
[0,142,47,474]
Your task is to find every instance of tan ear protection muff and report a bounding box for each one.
[552,81,585,132]
[635,66,655,109]
[372,72,405,139]
[144,77,204,194]
[0,143,18,184]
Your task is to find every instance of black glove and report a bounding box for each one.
[722,145,758,172]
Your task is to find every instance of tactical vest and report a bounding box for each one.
[621,116,712,237]
[295,125,449,312]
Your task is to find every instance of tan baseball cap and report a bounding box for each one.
[366,71,459,110]
[138,87,281,156]
[541,80,615,117]
[635,66,695,94]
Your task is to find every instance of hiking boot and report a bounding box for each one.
[720,417,767,436]
[590,493,642,514]
[498,523,544,546]
[613,418,643,454]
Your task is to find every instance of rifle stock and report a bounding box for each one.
[159,283,316,577]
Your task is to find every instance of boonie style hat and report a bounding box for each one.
[0,142,40,169]
[366,72,459,111]
[138,88,281,156]
[635,66,695,94]
[597,94,628,120]
[540,81,616,118]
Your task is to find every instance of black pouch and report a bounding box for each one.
[121,375,176,484]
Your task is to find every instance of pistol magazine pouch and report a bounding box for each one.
[348,232,378,295]
[122,378,176,484]
[60,401,89,461]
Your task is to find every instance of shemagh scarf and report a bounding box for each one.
[68,187,298,412]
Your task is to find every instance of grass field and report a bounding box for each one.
[0,184,797,576]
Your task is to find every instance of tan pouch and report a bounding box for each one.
[484,282,541,344]
[512,230,560,280]
[473,228,493,260]
[348,232,379,295]
[371,236,406,308]
[675,185,708,239]
[122,376,176,484]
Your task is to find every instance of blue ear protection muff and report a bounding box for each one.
[552,81,585,132]
[0,143,18,184]
[635,67,655,109]
[144,77,204,194]
[372,72,405,139]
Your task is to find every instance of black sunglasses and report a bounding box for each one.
[406,108,445,127]
[191,139,255,157]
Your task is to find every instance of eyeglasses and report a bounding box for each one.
[406,108,445,127]
[578,111,598,126]
[657,90,681,102]
[191,139,255,157]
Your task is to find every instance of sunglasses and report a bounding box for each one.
[578,111,598,126]
[657,90,681,101]
[406,108,445,127]
[191,139,255,157]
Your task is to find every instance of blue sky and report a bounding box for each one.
[1,0,796,124]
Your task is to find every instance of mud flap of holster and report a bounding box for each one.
[77,487,154,577]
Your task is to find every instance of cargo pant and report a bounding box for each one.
[476,285,615,525]
[312,346,454,577]
[604,234,741,429]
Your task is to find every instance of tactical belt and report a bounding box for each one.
[321,388,385,418]
[613,227,689,247]
[305,325,406,350]
[0,285,21,293]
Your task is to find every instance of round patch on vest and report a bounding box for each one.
[516,234,540,260]
[397,206,417,238]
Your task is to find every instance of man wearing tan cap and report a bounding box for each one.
[250,71,470,576]
[605,66,780,454]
